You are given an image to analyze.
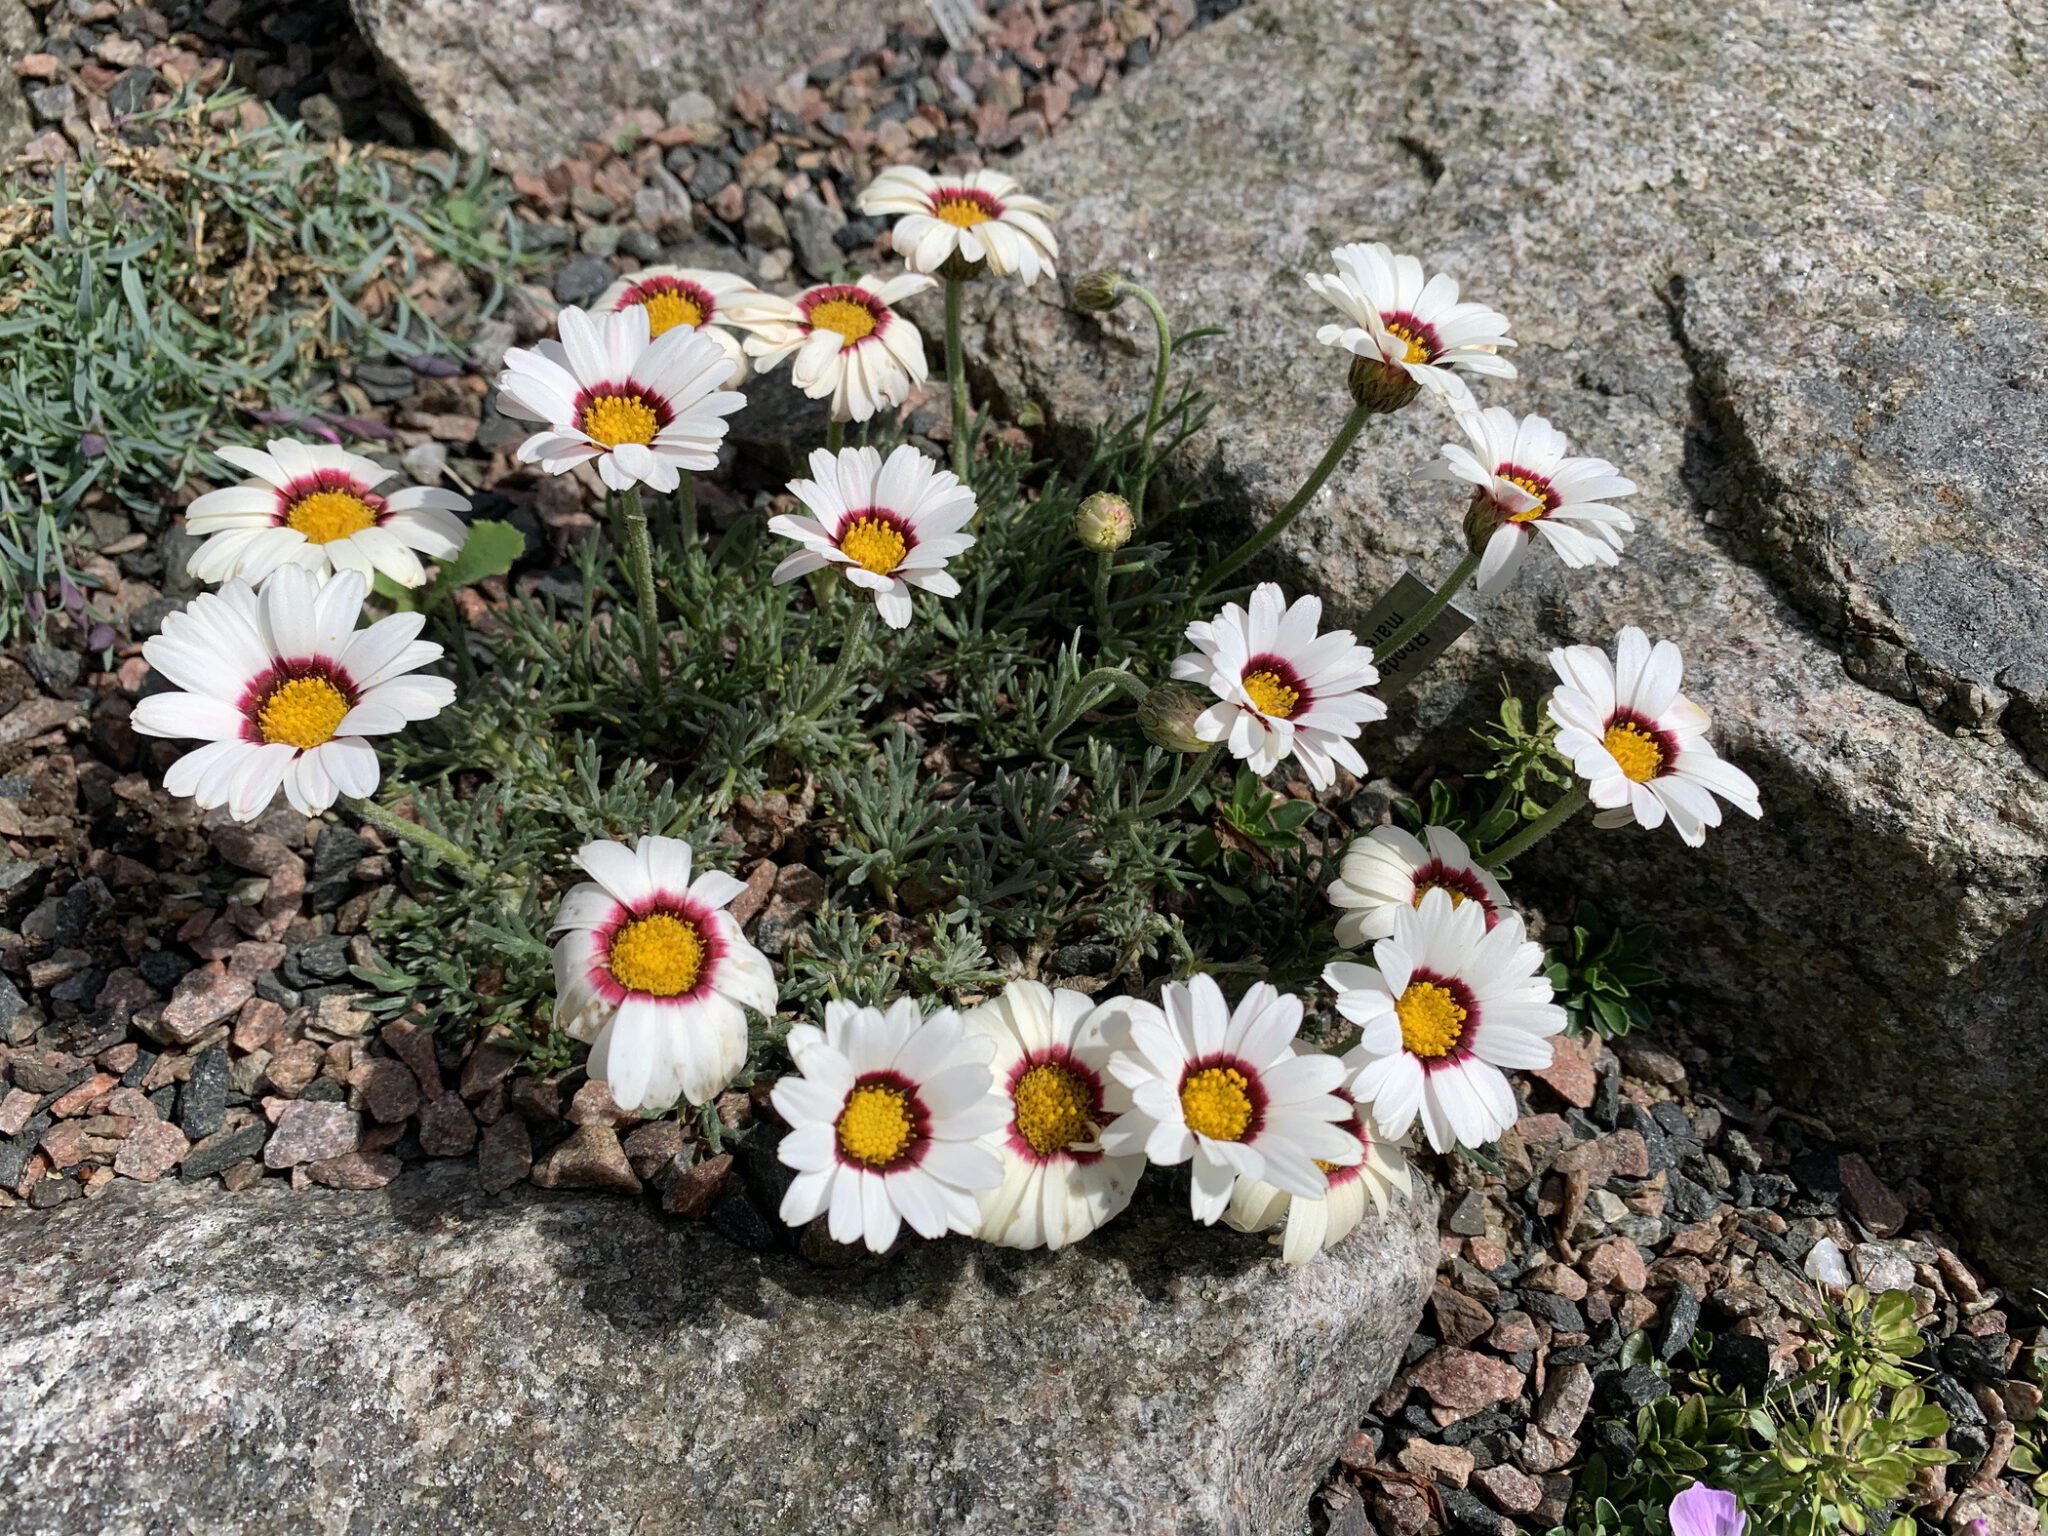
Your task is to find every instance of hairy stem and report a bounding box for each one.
[945,275,970,483]
[1126,282,1175,519]
[618,484,664,681]
[826,416,844,455]
[1196,401,1370,596]
[1043,665,1150,751]
[1138,743,1223,819]
[1480,784,1590,869]
[346,796,493,883]
[801,602,875,723]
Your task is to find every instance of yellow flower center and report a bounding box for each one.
[1012,1061,1094,1158]
[1181,1064,1256,1142]
[1604,720,1667,783]
[1242,669,1301,719]
[607,912,705,997]
[1396,980,1468,1060]
[1503,472,1551,523]
[256,676,350,750]
[837,1082,917,1168]
[933,196,993,229]
[1385,319,1431,365]
[285,490,378,545]
[839,515,907,575]
[809,297,878,343]
[639,289,705,337]
[581,393,660,448]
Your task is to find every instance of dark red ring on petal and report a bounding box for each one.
[930,184,1008,219]
[571,381,676,430]
[833,504,919,553]
[616,274,719,322]
[270,469,390,528]
[236,657,360,744]
[1241,651,1315,716]
[1410,860,1501,928]
[796,283,893,345]
[1178,1051,1269,1142]
[1003,1044,1108,1167]
[1380,308,1443,361]
[1321,1094,1374,1189]
[1602,707,1682,781]
[585,892,727,1006]
[1491,461,1559,517]
[1407,966,1480,1072]
[833,1068,933,1174]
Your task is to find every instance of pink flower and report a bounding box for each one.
[1669,1485,1745,1536]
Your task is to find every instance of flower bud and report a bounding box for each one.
[1139,684,1212,755]
[1071,271,1128,312]
[1074,492,1134,554]
[1346,353,1423,416]
[1462,491,1501,556]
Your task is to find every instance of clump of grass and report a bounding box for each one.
[0,88,525,633]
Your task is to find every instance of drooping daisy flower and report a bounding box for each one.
[1223,1065,1412,1264]
[858,166,1058,285]
[591,265,792,385]
[963,980,1146,1251]
[1097,974,1358,1225]
[132,566,452,821]
[743,272,935,423]
[550,836,777,1112]
[1325,888,1564,1154]
[772,998,1007,1254]
[1171,582,1386,791]
[1328,824,1511,949]
[496,305,744,493]
[1548,626,1762,846]
[183,440,469,590]
[768,444,977,629]
[1423,408,1638,595]
[1306,242,1515,411]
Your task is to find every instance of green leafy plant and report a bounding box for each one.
[1546,898,1665,1038]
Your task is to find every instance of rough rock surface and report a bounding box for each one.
[973,0,2048,1283]
[0,0,33,155]
[348,0,924,169]
[0,1165,1439,1535]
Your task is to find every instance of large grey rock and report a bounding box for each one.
[349,0,924,169]
[972,0,2048,1283]
[0,0,36,157]
[0,1165,1439,1534]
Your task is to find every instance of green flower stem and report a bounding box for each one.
[1093,550,1116,646]
[1125,282,1174,519]
[346,796,492,883]
[1480,784,1590,869]
[945,275,970,483]
[826,416,844,455]
[801,602,874,722]
[617,483,663,681]
[1137,743,1223,819]
[1042,666,1150,751]
[1373,548,1482,659]
[1195,400,1371,597]
[677,473,698,548]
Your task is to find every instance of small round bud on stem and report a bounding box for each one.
[1462,490,1502,556]
[1346,353,1423,416]
[1072,271,1129,312]
[1139,684,1212,755]
[1074,492,1135,554]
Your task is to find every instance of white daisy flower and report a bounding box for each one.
[1171,582,1387,791]
[1423,407,1638,595]
[768,444,977,629]
[495,304,744,494]
[858,166,1058,286]
[1097,974,1359,1225]
[591,265,793,386]
[1306,242,1515,411]
[131,566,452,821]
[1548,626,1763,846]
[550,836,777,1113]
[1222,1068,1413,1264]
[1328,823,1511,949]
[743,272,935,423]
[1325,888,1564,1154]
[962,980,1147,1251]
[183,439,469,590]
[772,998,1007,1254]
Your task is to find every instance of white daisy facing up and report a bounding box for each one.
[744,272,936,423]
[1098,974,1358,1225]
[591,265,793,385]
[963,980,1146,1251]
[1548,627,1762,847]
[1223,1068,1412,1265]
[769,444,977,629]
[495,304,744,493]
[183,439,469,590]
[772,998,1007,1254]
[1325,888,1564,1154]
[132,566,453,821]
[858,165,1058,285]
[1171,582,1387,791]
[1306,242,1515,412]
[550,836,777,1112]
[1328,824,1511,949]
[1424,408,1638,595]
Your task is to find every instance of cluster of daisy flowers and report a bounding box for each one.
[126,155,1773,1270]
